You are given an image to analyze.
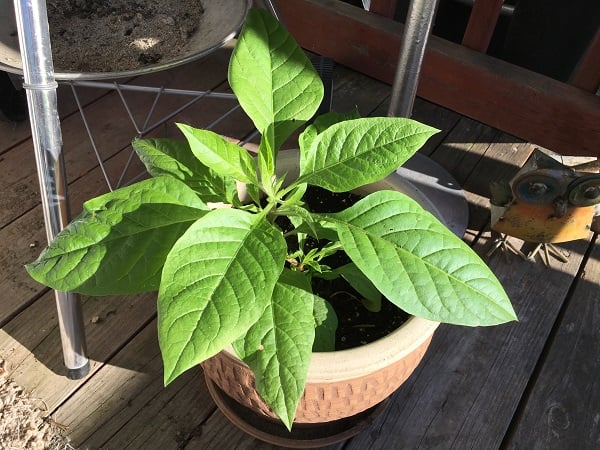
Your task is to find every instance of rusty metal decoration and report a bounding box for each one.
[488,149,599,265]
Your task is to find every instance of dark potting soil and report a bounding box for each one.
[47,0,204,73]
[299,186,409,351]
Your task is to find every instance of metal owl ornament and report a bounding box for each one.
[489,149,599,264]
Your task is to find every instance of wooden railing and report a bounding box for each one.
[278,0,600,157]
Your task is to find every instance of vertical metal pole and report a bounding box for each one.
[13,0,89,379]
[388,0,470,234]
[388,0,440,118]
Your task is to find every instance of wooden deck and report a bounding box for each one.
[1,44,598,449]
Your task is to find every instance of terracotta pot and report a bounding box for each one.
[202,317,439,423]
[202,149,443,424]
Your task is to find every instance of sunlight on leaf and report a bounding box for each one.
[326,191,517,325]
[159,209,287,384]
[26,177,209,295]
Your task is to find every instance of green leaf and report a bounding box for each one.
[177,124,258,185]
[258,125,277,190]
[337,263,382,312]
[325,190,517,326]
[282,204,320,238]
[132,137,237,203]
[229,8,324,151]
[298,117,439,192]
[232,269,315,429]
[26,177,209,295]
[158,209,287,384]
[284,183,307,205]
[312,296,338,352]
[299,108,361,151]
[293,216,339,243]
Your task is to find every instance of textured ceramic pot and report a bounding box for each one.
[202,316,439,423]
[202,149,442,424]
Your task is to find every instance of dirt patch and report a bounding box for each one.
[47,0,204,73]
[0,360,74,450]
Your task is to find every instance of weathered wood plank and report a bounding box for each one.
[505,236,600,450]
[570,28,600,93]
[427,117,504,185]
[0,146,147,323]
[0,142,45,228]
[51,320,215,449]
[369,0,396,18]
[420,113,534,239]
[112,371,214,450]
[279,0,600,157]
[0,118,32,154]
[0,48,236,228]
[451,140,535,234]
[185,405,345,449]
[0,290,156,408]
[330,64,392,115]
[0,83,111,155]
[0,53,251,322]
[462,0,504,52]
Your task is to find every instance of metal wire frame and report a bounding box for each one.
[66,81,240,191]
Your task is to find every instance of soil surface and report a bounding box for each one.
[300,186,409,350]
[47,0,204,73]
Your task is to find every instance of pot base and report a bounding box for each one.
[205,375,389,448]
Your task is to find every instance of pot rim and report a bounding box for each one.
[307,316,439,382]
[221,317,439,383]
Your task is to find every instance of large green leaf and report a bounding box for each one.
[132,137,237,203]
[26,177,209,295]
[229,8,324,152]
[158,208,287,384]
[233,270,316,429]
[298,108,361,151]
[297,117,439,192]
[325,190,517,326]
[177,124,258,185]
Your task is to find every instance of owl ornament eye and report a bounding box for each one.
[512,169,571,205]
[567,174,600,207]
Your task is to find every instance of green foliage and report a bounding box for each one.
[26,8,516,430]
[26,176,209,295]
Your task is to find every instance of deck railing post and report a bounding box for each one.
[13,0,90,379]
[388,0,440,118]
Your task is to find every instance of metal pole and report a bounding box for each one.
[388,0,470,236]
[388,0,440,117]
[13,0,89,379]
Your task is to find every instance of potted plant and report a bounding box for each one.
[26,8,516,433]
